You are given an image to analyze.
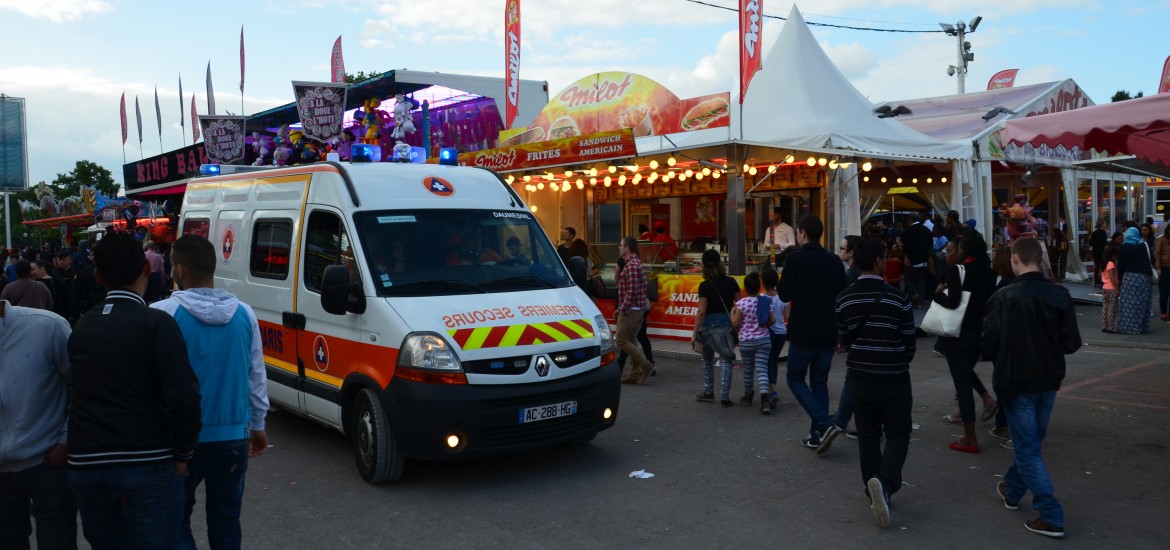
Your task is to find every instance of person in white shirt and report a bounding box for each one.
[765,207,796,261]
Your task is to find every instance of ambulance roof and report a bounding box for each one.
[342,162,523,212]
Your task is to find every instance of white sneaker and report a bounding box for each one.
[868,477,890,527]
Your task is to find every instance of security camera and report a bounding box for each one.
[947,66,956,76]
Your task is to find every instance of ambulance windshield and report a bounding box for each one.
[355,209,574,297]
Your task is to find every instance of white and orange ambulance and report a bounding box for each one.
[179,158,619,483]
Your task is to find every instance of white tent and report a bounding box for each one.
[636,5,971,260]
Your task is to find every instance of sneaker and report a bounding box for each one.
[867,477,890,528]
[845,431,859,440]
[801,434,821,449]
[739,393,754,407]
[1000,439,1014,451]
[988,426,1010,440]
[696,392,714,403]
[997,481,1019,510]
[1024,518,1064,538]
[719,399,734,408]
[769,392,780,409]
[816,425,843,455]
[760,397,771,415]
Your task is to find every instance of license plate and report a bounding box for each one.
[519,400,578,424]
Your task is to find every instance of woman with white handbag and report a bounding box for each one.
[926,233,996,454]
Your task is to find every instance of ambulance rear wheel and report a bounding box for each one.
[352,388,404,483]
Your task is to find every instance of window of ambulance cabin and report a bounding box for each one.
[304,211,356,293]
[250,219,293,280]
[182,218,210,239]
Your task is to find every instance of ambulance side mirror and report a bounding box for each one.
[321,265,366,315]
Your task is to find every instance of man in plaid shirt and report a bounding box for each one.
[617,237,654,384]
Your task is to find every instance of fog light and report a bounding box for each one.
[446,434,461,448]
[603,407,613,420]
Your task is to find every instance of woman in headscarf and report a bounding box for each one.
[1116,227,1154,334]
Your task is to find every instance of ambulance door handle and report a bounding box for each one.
[282,311,306,330]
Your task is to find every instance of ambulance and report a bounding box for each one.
[179,157,620,483]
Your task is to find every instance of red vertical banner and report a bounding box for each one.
[504,0,521,128]
[331,36,345,83]
[739,0,763,103]
[1159,55,1170,94]
[239,26,246,93]
[191,94,200,143]
[119,93,128,145]
[987,68,1020,90]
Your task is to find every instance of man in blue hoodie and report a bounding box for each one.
[151,235,269,550]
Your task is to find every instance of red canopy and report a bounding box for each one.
[1001,93,1170,166]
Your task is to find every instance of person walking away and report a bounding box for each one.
[1115,227,1154,334]
[824,234,862,442]
[1100,245,1121,333]
[151,236,269,550]
[932,233,996,454]
[982,237,1081,539]
[1089,220,1108,288]
[0,301,76,550]
[692,249,740,406]
[901,214,934,308]
[613,256,655,377]
[66,231,202,549]
[833,238,916,527]
[777,214,847,449]
[616,237,655,384]
[144,241,166,302]
[731,272,774,414]
[760,269,788,410]
[0,260,53,310]
[1156,223,1170,323]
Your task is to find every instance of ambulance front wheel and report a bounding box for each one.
[352,388,404,483]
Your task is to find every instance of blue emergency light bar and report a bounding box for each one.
[199,164,221,175]
[439,147,459,166]
[352,144,382,163]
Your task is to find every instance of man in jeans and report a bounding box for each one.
[152,235,269,550]
[778,215,846,448]
[982,237,1081,539]
[616,237,654,384]
[67,231,202,548]
[834,238,917,527]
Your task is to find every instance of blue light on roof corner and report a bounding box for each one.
[199,164,221,175]
[439,148,459,166]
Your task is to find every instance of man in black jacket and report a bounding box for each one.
[66,231,201,549]
[834,237,917,528]
[901,213,934,307]
[778,214,846,449]
[982,237,1081,539]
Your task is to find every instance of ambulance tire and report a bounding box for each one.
[352,388,404,483]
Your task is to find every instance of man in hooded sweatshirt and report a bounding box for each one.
[151,235,269,550]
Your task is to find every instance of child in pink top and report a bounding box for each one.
[1101,245,1120,332]
[732,272,776,414]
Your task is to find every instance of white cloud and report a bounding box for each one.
[0,0,112,22]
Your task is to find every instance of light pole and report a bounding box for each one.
[940,16,981,94]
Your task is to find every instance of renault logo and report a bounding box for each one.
[535,357,550,377]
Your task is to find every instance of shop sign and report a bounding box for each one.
[198,115,247,165]
[292,81,348,143]
[458,129,636,172]
[122,142,211,192]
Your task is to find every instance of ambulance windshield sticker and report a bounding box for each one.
[221,225,236,264]
[312,335,330,372]
[423,176,455,197]
[492,211,532,220]
[380,273,392,287]
[377,215,417,224]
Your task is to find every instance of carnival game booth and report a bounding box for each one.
[462,6,971,340]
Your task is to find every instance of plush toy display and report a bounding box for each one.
[361,97,385,144]
[390,93,418,141]
[998,193,1038,243]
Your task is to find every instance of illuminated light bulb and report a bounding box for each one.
[561,182,570,192]
[685,169,693,177]
[702,167,711,176]
[537,182,545,190]
[862,161,873,172]
[896,178,903,184]
[863,176,869,182]
[749,167,758,176]
[523,175,532,182]
[505,175,515,184]
[649,160,659,170]
[829,159,838,169]
[578,178,586,186]
[696,172,704,180]
[713,170,721,179]
[785,154,796,164]
[617,178,625,187]
[818,158,828,167]
[768,165,777,173]
[629,163,639,172]
[608,165,617,174]
[880,177,887,183]
[679,172,688,181]
[604,179,611,188]
[667,156,677,167]
[743,163,750,172]
[926,177,932,183]
[941,177,948,183]
[590,177,597,185]
[618,174,627,185]
[912,178,918,184]
[564,170,573,178]
[807,157,817,166]
[576,181,584,190]
[667,171,676,179]
[604,176,612,185]
[589,167,598,177]
[545,172,555,181]
[633,174,642,184]
[530,205,538,212]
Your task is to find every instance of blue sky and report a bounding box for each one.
[0,0,1166,188]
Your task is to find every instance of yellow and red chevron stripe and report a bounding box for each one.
[448,319,595,350]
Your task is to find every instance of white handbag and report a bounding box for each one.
[1145,243,1160,284]
[921,265,970,338]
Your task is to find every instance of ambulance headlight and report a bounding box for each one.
[398,333,462,371]
[594,315,614,353]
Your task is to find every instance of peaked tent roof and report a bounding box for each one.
[875,81,1072,143]
[637,5,970,161]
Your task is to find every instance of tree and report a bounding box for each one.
[1111,89,1145,102]
[51,160,120,198]
[345,70,383,84]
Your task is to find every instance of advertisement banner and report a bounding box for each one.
[1160,55,1170,94]
[293,81,348,143]
[739,0,763,103]
[457,129,635,172]
[504,0,521,129]
[198,115,246,164]
[681,195,720,240]
[123,142,211,191]
[987,69,1019,90]
[119,93,127,145]
[595,274,747,340]
[331,36,345,83]
[500,72,730,145]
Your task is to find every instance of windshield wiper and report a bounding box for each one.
[387,279,485,294]
[479,276,560,290]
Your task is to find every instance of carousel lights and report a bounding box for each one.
[649,159,659,170]
[667,156,677,167]
[807,157,817,166]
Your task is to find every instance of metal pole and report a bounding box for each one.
[956,23,966,94]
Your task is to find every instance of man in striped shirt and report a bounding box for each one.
[834,237,917,528]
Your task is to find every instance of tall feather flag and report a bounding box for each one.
[1159,55,1170,94]
[179,74,186,146]
[135,95,144,158]
[739,0,763,104]
[239,26,246,93]
[154,85,163,153]
[191,94,200,144]
[119,92,127,163]
[331,36,345,83]
[206,62,216,115]
[503,0,521,129]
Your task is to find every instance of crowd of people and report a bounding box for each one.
[1,232,268,549]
